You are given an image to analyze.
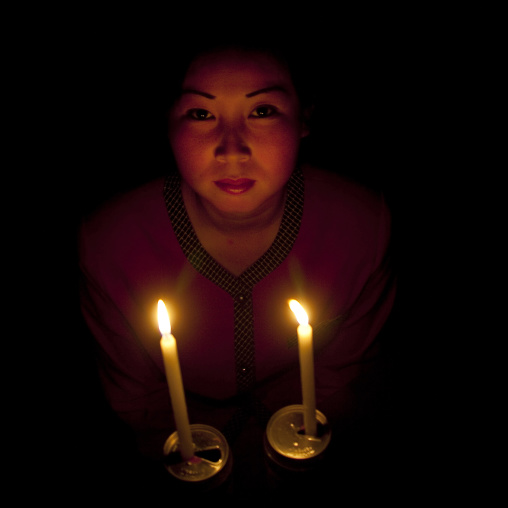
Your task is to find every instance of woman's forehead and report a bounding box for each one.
[182,48,295,94]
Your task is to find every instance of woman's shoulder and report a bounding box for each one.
[298,165,392,252]
[80,176,168,250]
[301,164,384,215]
[86,176,165,219]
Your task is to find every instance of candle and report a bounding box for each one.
[158,299,194,461]
[288,299,317,436]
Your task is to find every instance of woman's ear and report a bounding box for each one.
[300,104,314,138]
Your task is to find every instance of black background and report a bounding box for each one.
[40,9,470,499]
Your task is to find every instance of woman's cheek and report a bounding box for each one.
[256,126,301,163]
[171,127,211,165]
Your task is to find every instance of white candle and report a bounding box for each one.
[289,299,317,436]
[158,299,194,461]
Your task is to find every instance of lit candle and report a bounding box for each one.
[289,299,317,436]
[158,299,194,461]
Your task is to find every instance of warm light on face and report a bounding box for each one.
[288,299,309,326]
[167,49,305,219]
[158,299,171,335]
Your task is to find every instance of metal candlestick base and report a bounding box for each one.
[163,424,231,489]
[264,404,331,472]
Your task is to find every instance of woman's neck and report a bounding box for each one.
[181,182,286,236]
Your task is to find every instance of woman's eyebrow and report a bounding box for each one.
[179,85,288,100]
[245,85,289,98]
[180,89,216,99]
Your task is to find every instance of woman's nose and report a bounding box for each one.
[214,125,251,163]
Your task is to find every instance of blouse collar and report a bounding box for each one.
[163,168,304,295]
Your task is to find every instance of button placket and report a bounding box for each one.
[163,168,304,396]
[233,287,255,392]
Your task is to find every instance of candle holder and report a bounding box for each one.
[264,404,331,474]
[163,424,231,490]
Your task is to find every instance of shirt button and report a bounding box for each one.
[235,293,248,305]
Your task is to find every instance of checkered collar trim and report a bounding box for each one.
[163,168,304,295]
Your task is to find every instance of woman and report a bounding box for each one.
[79,38,396,487]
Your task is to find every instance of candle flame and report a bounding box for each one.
[158,299,171,335]
[288,299,309,326]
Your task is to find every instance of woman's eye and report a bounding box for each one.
[187,108,215,121]
[250,105,278,118]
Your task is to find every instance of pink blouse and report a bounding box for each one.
[79,165,395,458]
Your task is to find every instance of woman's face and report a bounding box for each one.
[168,48,308,218]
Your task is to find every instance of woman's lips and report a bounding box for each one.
[214,178,255,195]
